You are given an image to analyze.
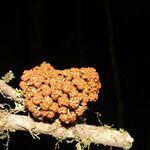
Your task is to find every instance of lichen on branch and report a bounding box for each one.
[1,71,15,83]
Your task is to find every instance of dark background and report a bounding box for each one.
[0,0,150,150]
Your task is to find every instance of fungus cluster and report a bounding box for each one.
[19,62,101,124]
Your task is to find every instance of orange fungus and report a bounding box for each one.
[19,62,101,124]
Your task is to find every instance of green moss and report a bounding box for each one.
[15,88,24,97]
[1,71,15,83]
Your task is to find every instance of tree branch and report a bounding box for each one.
[0,111,133,149]
[0,79,134,149]
[0,80,23,103]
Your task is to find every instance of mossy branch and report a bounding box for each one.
[0,79,134,149]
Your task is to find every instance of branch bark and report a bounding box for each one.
[0,111,133,149]
[0,80,23,103]
[0,79,134,149]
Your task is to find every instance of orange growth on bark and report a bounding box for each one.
[19,62,101,124]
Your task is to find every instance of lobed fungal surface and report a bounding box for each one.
[19,62,101,124]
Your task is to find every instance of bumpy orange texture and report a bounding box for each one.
[19,62,101,124]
